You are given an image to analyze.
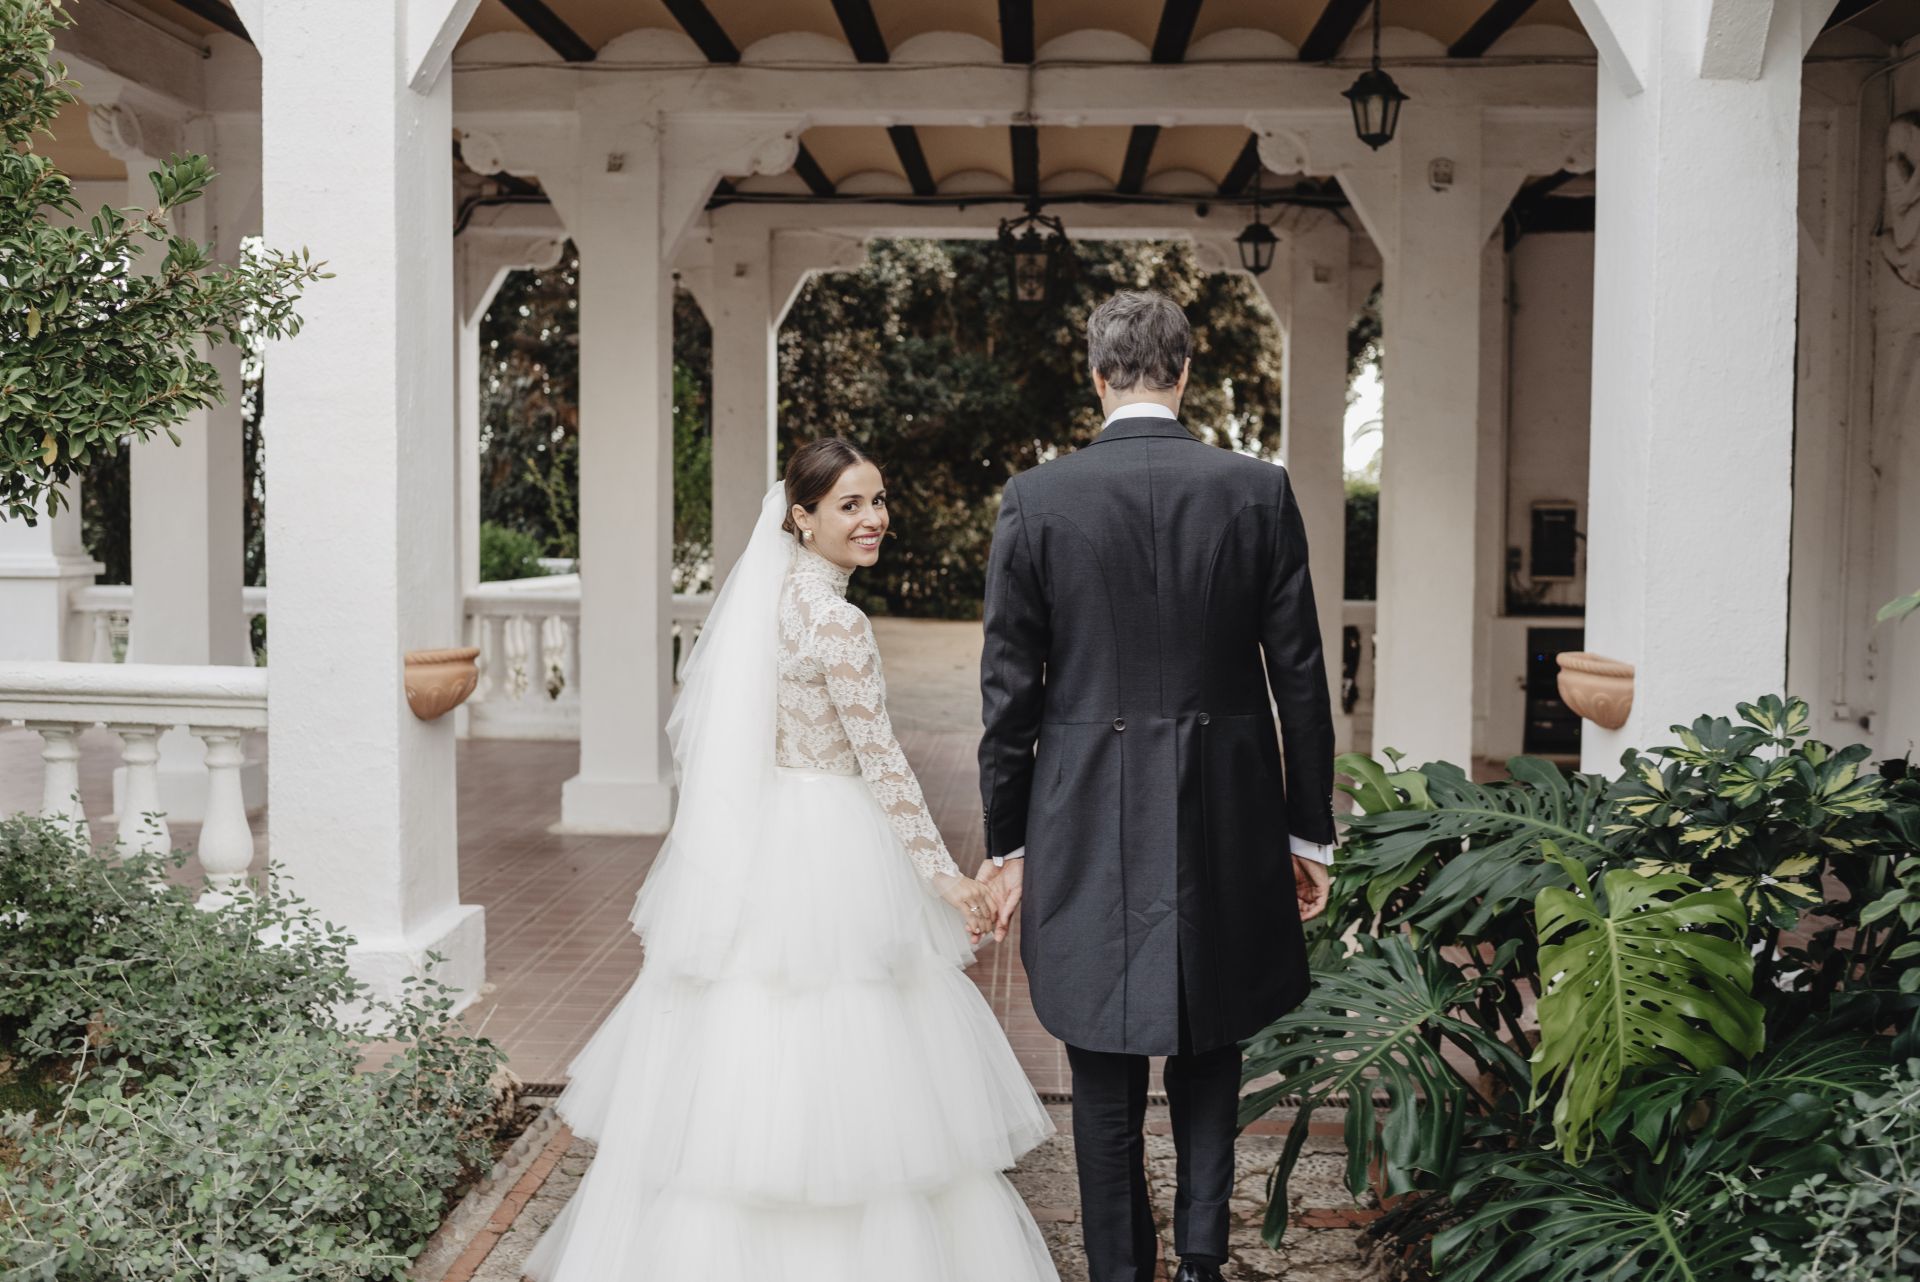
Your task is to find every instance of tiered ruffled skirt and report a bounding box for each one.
[519,767,1059,1281]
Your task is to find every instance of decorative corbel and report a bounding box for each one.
[660,114,807,261]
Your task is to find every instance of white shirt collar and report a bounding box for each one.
[1101,401,1180,429]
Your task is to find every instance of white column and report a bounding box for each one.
[252,0,485,1009]
[1339,112,1525,768]
[1574,0,1827,768]
[705,227,777,585]
[108,65,262,819]
[0,486,101,661]
[549,114,677,833]
[1252,216,1353,753]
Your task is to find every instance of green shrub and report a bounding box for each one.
[0,815,508,1279]
[1244,696,1920,1279]
[0,1004,503,1281]
[478,520,550,582]
[1748,1058,1920,1280]
[0,814,365,1076]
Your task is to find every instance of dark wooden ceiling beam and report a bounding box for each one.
[1000,0,1036,197]
[164,0,251,41]
[1824,0,1885,29]
[793,144,837,197]
[1449,0,1538,58]
[828,1,937,196]
[500,0,596,61]
[662,0,740,62]
[1299,0,1373,62]
[1011,126,1040,197]
[1119,2,1207,203]
[1118,125,1160,195]
[887,125,937,196]
[998,0,1035,62]
[830,0,891,62]
[1150,0,1205,63]
[1219,133,1261,196]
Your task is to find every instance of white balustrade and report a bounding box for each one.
[462,573,711,741]
[69,584,269,665]
[0,662,268,909]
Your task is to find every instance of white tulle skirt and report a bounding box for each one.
[519,767,1059,1282]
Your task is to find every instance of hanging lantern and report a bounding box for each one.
[996,202,1069,305]
[1235,219,1278,275]
[1344,1,1408,150]
[1236,169,1279,276]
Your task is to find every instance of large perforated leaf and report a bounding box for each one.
[1531,860,1764,1161]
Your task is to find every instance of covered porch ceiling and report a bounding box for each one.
[67,0,1920,227]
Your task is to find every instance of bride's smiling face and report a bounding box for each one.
[795,461,889,572]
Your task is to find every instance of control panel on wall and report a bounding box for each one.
[1530,502,1580,580]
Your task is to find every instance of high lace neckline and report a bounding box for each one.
[792,541,853,596]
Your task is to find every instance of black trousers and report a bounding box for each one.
[1065,987,1241,1282]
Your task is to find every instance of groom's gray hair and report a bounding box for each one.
[1086,290,1191,392]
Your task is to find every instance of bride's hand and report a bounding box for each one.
[935,873,1003,944]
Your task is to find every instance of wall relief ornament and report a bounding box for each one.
[1886,112,1920,290]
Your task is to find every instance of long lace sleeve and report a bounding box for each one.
[812,604,962,882]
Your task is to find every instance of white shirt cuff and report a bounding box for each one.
[1289,836,1334,866]
[993,846,1027,866]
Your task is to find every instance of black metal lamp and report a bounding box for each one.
[1235,169,1279,276]
[1344,2,1407,150]
[996,201,1069,305]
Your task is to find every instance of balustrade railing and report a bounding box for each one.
[461,575,711,740]
[70,584,268,665]
[0,662,268,909]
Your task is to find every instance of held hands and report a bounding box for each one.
[1293,854,1331,923]
[975,859,1022,943]
[935,871,1006,946]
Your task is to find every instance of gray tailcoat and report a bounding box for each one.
[979,412,1336,1056]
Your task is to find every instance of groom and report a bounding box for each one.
[977,290,1335,1282]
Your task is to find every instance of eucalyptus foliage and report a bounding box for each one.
[1243,695,1920,1279]
[0,0,325,523]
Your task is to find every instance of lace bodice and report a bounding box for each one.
[776,544,961,882]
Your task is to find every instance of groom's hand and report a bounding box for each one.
[1293,855,1331,923]
[978,859,1022,942]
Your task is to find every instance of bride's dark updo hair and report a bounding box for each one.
[783,437,876,542]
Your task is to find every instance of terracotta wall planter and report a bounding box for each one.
[404,647,481,721]
[1555,651,1634,730]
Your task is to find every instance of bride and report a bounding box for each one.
[520,438,1061,1281]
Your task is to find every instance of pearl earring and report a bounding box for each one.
[802,529,814,541]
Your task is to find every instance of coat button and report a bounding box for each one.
[1198,712,1211,726]
[1112,717,1126,732]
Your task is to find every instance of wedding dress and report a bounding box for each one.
[519,485,1059,1282]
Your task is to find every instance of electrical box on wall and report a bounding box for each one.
[1529,502,1580,581]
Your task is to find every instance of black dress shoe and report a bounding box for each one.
[1172,1261,1225,1282]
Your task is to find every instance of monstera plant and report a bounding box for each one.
[1243,695,1920,1281]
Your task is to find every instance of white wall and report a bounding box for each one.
[1477,229,1595,762]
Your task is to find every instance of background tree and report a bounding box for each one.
[779,238,1287,618]
[0,0,323,524]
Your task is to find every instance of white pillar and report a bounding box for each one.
[1574,0,1825,768]
[548,115,678,834]
[0,486,101,661]
[105,69,263,819]
[704,227,777,585]
[253,0,485,1010]
[1340,112,1525,768]
[1252,216,1353,753]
